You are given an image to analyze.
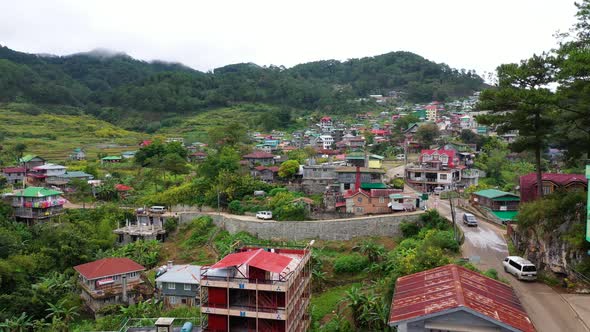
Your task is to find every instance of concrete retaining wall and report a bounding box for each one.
[178,212,423,241]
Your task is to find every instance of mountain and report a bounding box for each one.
[0,45,485,131]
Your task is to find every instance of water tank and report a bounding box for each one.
[180,321,193,332]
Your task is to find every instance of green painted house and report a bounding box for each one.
[471,189,520,222]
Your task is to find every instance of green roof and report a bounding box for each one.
[15,187,62,198]
[346,155,366,160]
[62,171,94,179]
[474,189,519,201]
[370,154,384,160]
[360,182,388,189]
[412,109,427,119]
[19,154,42,163]
[390,193,404,199]
[101,156,122,160]
[492,210,518,221]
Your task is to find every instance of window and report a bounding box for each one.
[439,174,447,180]
[509,260,521,270]
[112,275,119,281]
[379,197,385,203]
[184,284,192,291]
[357,197,362,203]
[542,184,552,195]
[168,283,176,290]
[169,296,176,304]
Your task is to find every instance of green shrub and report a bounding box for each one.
[423,229,460,252]
[268,187,288,196]
[400,221,420,238]
[164,217,178,232]
[182,216,214,247]
[483,268,499,280]
[228,200,244,215]
[333,254,369,274]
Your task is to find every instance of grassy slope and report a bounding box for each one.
[0,108,146,163]
[155,104,306,142]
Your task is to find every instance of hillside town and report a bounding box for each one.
[1,1,590,331]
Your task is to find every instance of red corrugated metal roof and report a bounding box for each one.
[2,167,25,173]
[243,151,276,159]
[389,264,535,332]
[519,173,587,202]
[74,257,145,280]
[210,248,293,273]
[115,184,133,191]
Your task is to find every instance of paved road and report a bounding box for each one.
[430,196,590,332]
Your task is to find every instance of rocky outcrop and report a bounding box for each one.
[514,202,586,276]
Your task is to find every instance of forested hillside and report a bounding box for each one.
[0,45,484,131]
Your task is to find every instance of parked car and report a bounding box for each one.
[462,213,478,227]
[149,206,166,213]
[256,211,273,220]
[503,256,537,281]
[395,154,405,161]
[433,186,445,195]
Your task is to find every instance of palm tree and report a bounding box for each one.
[311,269,327,292]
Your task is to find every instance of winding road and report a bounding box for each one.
[430,195,590,332]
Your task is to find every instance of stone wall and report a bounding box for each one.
[178,212,423,241]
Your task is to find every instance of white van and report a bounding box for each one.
[503,256,537,281]
[149,206,166,213]
[256,211,273,220]
[433,186,445,195]
[395,154,405,161]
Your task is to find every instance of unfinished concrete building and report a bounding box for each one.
[200,245,312,332]
[113,209,168,244]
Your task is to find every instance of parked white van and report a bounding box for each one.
[395,154,405,161]
[149,206,166,213]
[503,256,537,281]
[256,211,273,220]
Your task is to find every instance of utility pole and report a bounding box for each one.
[449,190,457,242]
[585,165,590,246]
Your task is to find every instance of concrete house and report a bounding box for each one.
[27,164,67,186]
[388,264,534,332]
[74,258,149,314]
[156,263,201,308]
[251,166,280,183]
[335,167,385,192]
[405,150,461,193]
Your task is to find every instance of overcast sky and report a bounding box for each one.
[0,0,579,76]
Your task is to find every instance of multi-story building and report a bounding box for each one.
[19,155,46,171]
[200,246,312,332]
[405,150,461,193]
[519,173,587,203]
[335,167,385,192]
[425,104,437,122]
[11,187,65,224]
[74,257,149,315]
[301,164,338,194]
[27,164,67,186]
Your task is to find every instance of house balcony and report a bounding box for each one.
[14,206,64,219]
[79,279,143,299]
[461,169,482,179]
[201,303,288,321]
[200,275,289,292]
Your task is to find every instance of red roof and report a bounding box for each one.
[115,184,133,191]
[243,151,276,159]
[389,264,534,332]
[519,173,587,202]
[74,257,145,280]
[210,248,293,273]
[320,116,332,122]
[254,166,279,172]
[140,140,152,147]
[191,152,207,157]
[3,167,25,173]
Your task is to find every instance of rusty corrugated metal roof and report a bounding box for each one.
[389,264,535,332]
